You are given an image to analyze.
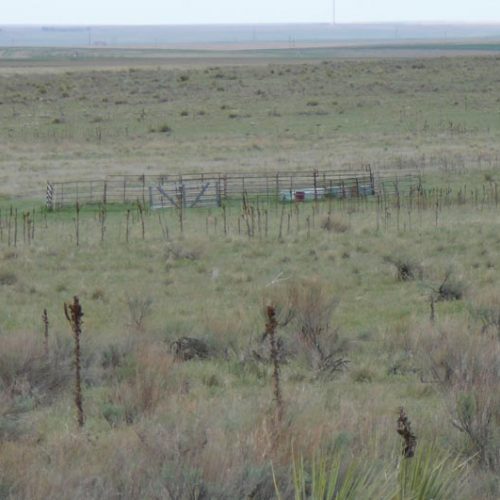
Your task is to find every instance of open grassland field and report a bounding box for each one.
[2,47,500,196]
[0,47,499,499]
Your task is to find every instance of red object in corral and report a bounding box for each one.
[295,191,305,202]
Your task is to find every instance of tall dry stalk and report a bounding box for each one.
[99,204,106,243]
[42,308,49,359]
[7,206,12,246]
[177,189,184,235]
[158,211,169,240]
[265,305,284,427]
[64,296,84,428]
[429,294,435,323]
[14,208,18,247]
[22,211,27,244]
[31,208,36,241]
[278,204,285,240]
[75,201,80,247]
[222,203,227,235]
[241,192,253,238]
[125,208,131,243]
[137,200,145,240]
[397,407,417,458]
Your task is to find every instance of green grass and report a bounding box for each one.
[2,53,500,198]
[0,49,499,498]
[0,193,498,497]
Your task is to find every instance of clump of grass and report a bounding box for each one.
[274,449,389,500]
[435,271,466,302]
[91,288,106,301]
[470,288,500,337]
[384,255,422,281]
[397,445,466,500]
[0,332,41,393]
[1,327,71,390]
[126,296,153,333]
[170,337,209,361]
[268,279,347,375]
[351,366,375,383]
[277,443,464,500]
[0,270,17,286]
[414,321,499,469]
[103,341,173,425]
[150,123,172,134]
[165,241,203,262]
[320,215,350,233]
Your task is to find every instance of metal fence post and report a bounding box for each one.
[46,182,54,210]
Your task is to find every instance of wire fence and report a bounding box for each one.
[46,167,421,210]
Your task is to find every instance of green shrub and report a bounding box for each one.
[274,450,389,500]
[397,445,466,500]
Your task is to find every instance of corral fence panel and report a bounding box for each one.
[45,167,421,210]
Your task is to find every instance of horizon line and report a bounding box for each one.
[2,20,500,28]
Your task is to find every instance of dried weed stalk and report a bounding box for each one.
[64,296,84,427]
[265,305,284,427]
[42,308,49,359]
[289,281,347,374]
[127,296,153,333]
[75,201,80,247]
[397,407,417,458]
[137,200,145,240]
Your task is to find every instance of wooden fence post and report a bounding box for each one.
[275,172,280,205]
[369,166,375,195]
[216,181,221,207]
[148,186,153,208]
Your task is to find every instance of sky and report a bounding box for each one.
[1,1,500,25]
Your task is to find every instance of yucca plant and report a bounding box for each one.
[396,444,467,500]
[274,444,467,500]
[274,450,390,500]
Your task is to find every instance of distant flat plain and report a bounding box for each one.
[1,33,500,198]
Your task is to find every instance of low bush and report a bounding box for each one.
[384,255,422,281]
[414,322,500,470]
[0,271,17,286]
[320,215,350,233]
